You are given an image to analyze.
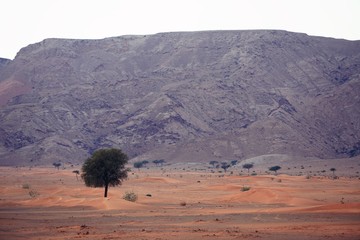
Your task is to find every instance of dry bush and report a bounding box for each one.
[29,190,40,198]
[123,191,138,202]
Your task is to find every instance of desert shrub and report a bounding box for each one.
[251,172,257,176]
[180,201,187,206]
[123,191,138,202]
[29,190,40,198]
[22,183,31,189]
[241,186,251,192]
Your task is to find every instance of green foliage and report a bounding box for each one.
[230,160,238,166]
[153,159,165,166]
[53,162,61,170]
[221,162,231,172]
[141,160,149,166]
[242,163,254,174]
[209,160,219,167]
[241,186,251,192]
[330,168,337,178]
[81,148,128,197]
[123,191,138,202]
[269,165,281,174]
[133,161,144,170]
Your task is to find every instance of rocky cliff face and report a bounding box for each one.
[0,30,359,165]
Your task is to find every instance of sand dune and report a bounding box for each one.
[0,166,359,239]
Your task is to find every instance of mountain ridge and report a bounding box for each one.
[0,30,359,165]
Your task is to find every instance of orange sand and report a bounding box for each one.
[0,166,359,239]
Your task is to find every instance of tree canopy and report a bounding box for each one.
[242,163,254,174]
[81,148,129,197]
[221,162,231,172]
[133,161,144,171]
[209,160,219,168]
[269,165,281,174]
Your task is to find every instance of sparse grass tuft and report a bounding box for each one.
[123,191,138,202]
[241,186,251,192]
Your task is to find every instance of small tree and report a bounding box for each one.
[53,162,61,170]
[158,159,165,166]
[153,159,165,167]
[242,163,254,175]
[221,162,231,172]
[330,168,336,176]
[72,170,80,181]
[231,160,238,166]
[141,160,149,167]
[209,160,219,168]
[269,165,281,175]
[81,148,128,198]
[133,161,144,171]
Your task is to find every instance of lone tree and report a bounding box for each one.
[330,168,336,176]
[269,165,281,175]
[72,170,80,181]
[53,162,61,170]
[242,163,254,175]
[81,148,129,198]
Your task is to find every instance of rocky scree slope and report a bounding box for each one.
[0,30,359,165]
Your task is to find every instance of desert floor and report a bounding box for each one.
[0,165,359,240]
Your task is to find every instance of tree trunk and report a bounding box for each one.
[104,183,109,198]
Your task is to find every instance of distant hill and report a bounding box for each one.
[0,30,359,166]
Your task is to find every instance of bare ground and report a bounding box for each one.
[0,165,359,239]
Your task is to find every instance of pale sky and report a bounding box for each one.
[1,0,359,59]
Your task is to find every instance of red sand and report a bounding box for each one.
[0,166,359,239]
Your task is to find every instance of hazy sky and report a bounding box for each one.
[1,0,359,59]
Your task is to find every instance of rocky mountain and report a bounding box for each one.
[0,30,360,166]
[0,58,11,70]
